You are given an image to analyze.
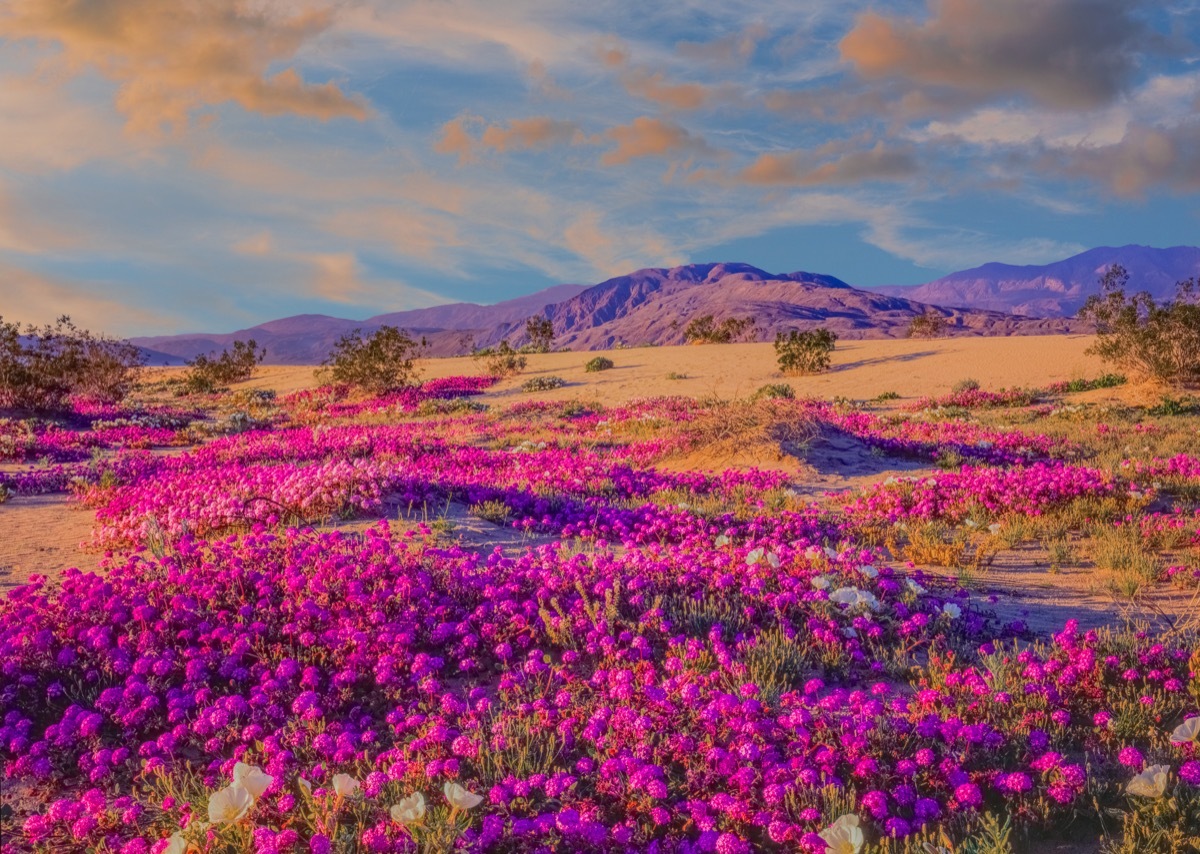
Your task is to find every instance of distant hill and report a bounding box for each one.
[872,245,1200,317]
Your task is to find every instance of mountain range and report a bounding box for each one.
[131,245,1197,364]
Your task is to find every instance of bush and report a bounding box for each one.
[183,340,265,393]
[475,341,527,378]
[684,314,756,344]
[952,378,981,394]
[666,372,688,380]
[1079,264,1200,386]
[521,375,566,392]
[524,316,555,353]
[874,391,901,401]
[774,328,837,375]
[906,312,948,338]
[584,356,614,373]
[0,315,144,412]
[320,326,425,394]
[751,383,795,401]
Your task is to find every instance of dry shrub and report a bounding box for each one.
[670,398,817,466]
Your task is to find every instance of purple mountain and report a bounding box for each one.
[872,245,1200,317]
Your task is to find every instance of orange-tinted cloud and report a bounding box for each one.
[0,0,368,134]
[676,24,768,67]
[1046,123,1200,198]
[839,0,1149,109]
[480,117,584,152]
[434,117,480,165]
[739,142,917,186]
[600,117,713,166]
[621,70,714,111]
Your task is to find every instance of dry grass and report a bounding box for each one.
[662,397,818,471]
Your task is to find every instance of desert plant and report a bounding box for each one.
[953,378,981,394]
[184,340,265,393]
[684,314,756,344]
[906,312,948,338]
[774,328,837,375]
[0,315,144,412]
[475,341,527,378]
[751,383,795,401]
[666,372,688,380]
[1078,264,1200,386]
[521,375,566,392]
[523,316,555,353]
[874,391,901,401]
[584,356,614,373]
[320,326,425,394]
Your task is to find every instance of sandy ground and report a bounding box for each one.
[149,334,1110,402]
[0,495,100,591]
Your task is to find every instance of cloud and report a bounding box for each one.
[840,0,1154,109]
[737,141,918,186]
[600,117,714,166]
[620,69,718,110]
[0,261,177,333]
[0,0,368,134]
[676,23,768,67]
[562,209,685,277]
[480,117,584,152]
[433,116,481,164]
[1045,122,1200,197]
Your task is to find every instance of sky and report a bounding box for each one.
[2,0,1199,335]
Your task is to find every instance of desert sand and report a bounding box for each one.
[156,333,1110,402]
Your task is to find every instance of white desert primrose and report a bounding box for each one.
[390,792,427,825]
[819,813,864,854]
[443,781,483,811]
[1126,764,1170,798]
[207,783,255,824]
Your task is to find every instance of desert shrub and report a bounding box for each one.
[774,328,837,375]
[585,356,614,373]
[666,372,688,380]
[874,391,901,401]
[684,314,756,344]
[1078,264,1200,386]
[475,341,527,378]
[521,375,566,392]
[320,326,425,394]
[1147,395,1198,417]
[183,340,265,393]
[523,316,555,353]
[416,398,487,417]
[0,315,144,412]
[952,378,981,394]
[906,312,948,338]
[751,383,795,401]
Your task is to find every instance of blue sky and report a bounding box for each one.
[2,0,1199,334]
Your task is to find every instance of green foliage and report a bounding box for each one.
[953,378,981,394]
[320,326,425,394]
[874,391,902,401]
[183,339,265,393]
[751,383,795,401]
[0,315,145,412]
[684,314,756,344]
[523,316,555,353]
[1147,395,1198,417]
[521,375,566,392]
[584,356,615,373]
[1062,373,1127,393]
[666,372,688,380]
[774,328,837,375]
[906,312,949,339]
[1079,264,1200,387]
[474,341,527,378]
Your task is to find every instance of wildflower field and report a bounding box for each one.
[2,371,1199,853]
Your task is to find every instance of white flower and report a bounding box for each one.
[714,535,731,547]
[906,578,927,596]
[819,813,864,854]
[859,565,878,579]
[232,762,273,799]
[443,781,483,810]
[829,587,880,611]
[805,545,823,559]
[1126,764,1170,798]
[163,833,189,854]
[942,603,962,620]
[390,792,427,825]
[298,777,312,795]
[963,519,978,529]
[1170,716,1200,744]
[824,546,837,558]
[332,773,360,798]
[811,575,832,590]
[766,551,781,568]
[208,783,254,824]
[745,547,765,565]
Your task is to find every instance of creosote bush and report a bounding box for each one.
[0,315,144,412]
[775,327,837,375]
[183,340,265,394]
[320,326,425,394]
[1079,264,1200,387]
[751,382,795,401]
[584,356,614,373]
[474,341,527,378]
[683,314,756,344]
[523,316,555,353]
[521,375,566,392]
[906,312,949,338]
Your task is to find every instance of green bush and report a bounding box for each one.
[584,356,614,373]
[521,375,566,392]
[184,339,265,393]
[475,341,527,378]
[320,326,425,394]
[684,314,756,344]
[874,391,902,401]
[751,383,795,400]
[1079,264,1200,387]
[774,328,837,376]
[666,372,688,380]
[906,312,948,338]
[0,315,144,412]
[523,316,555,353]
[952,378,981,394]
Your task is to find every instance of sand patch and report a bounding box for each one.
[0,495,100,590]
